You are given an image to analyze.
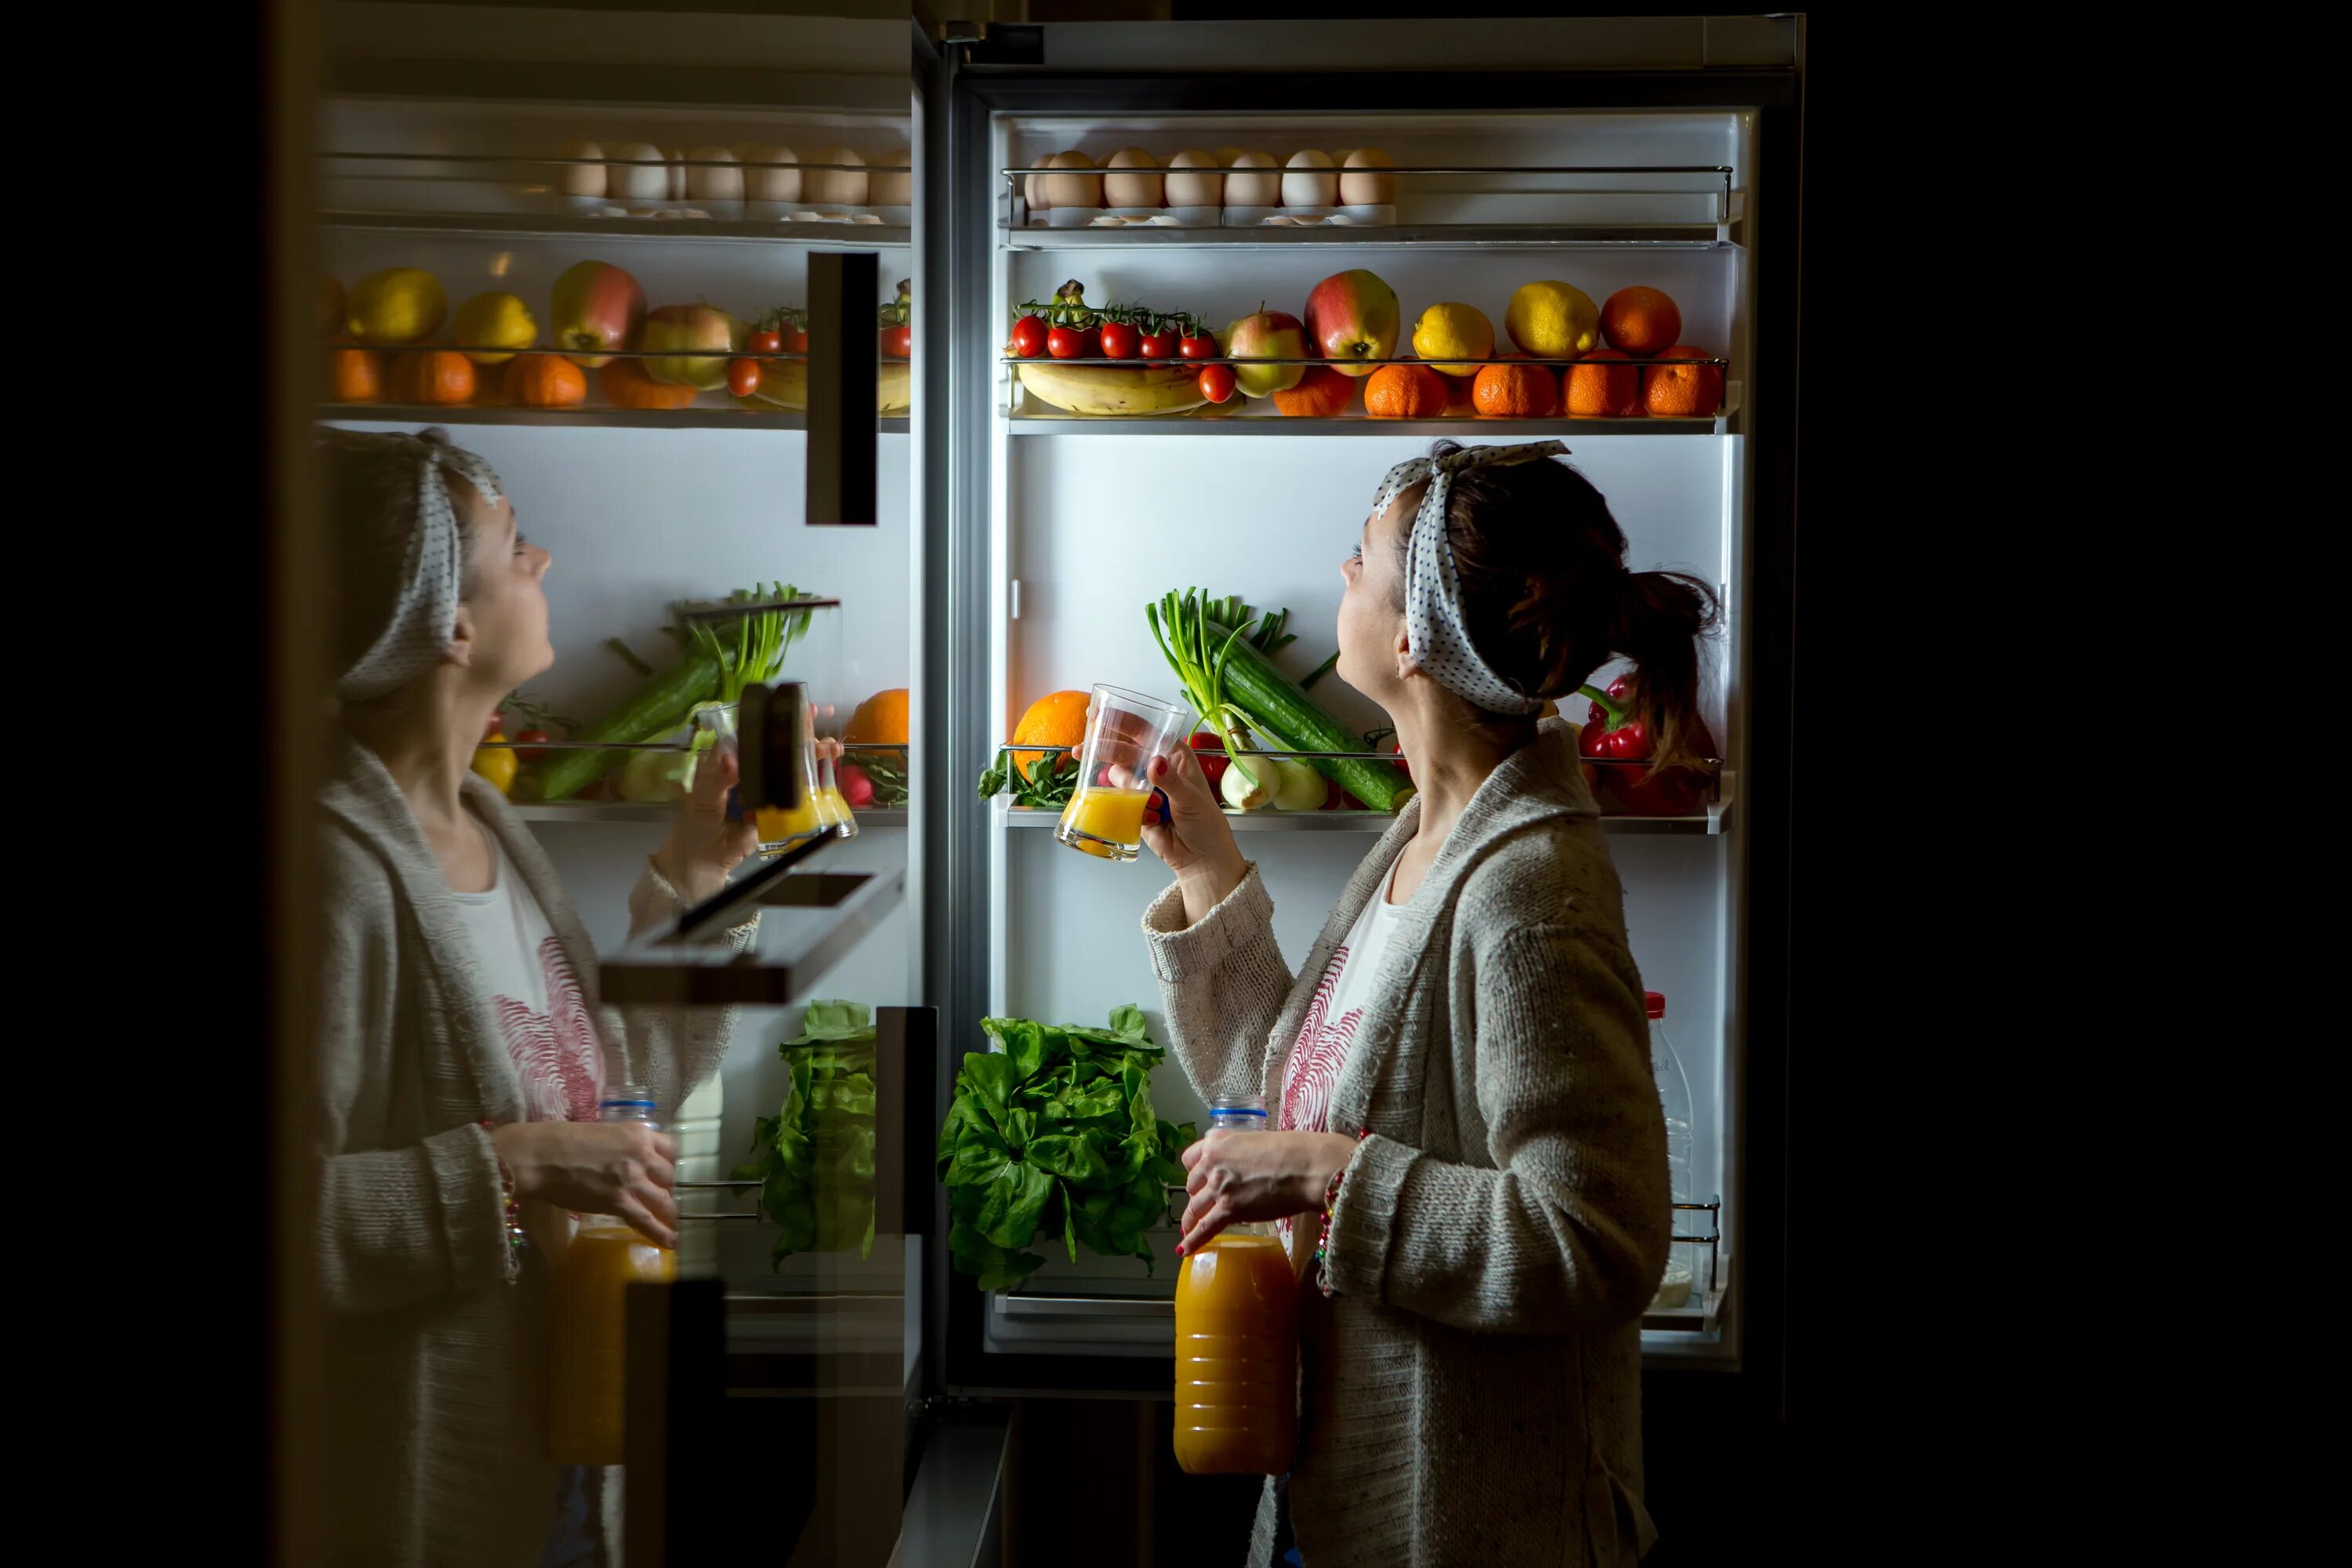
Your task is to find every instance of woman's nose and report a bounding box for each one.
[532,543,554,576]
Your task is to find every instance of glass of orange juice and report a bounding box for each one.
[1056,684,1190,862]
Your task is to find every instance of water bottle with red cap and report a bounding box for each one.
[1646,992,1697,1309]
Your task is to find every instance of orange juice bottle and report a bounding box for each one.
[549,1087,677,1465]
[1173,1095,1297,1476]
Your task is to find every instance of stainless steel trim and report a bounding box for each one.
[513,804,910,826]
[321,405,912,434]
[318,211,912,245]
[1005,228,1734,251]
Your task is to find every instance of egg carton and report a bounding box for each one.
[757,201,898,225]
[1225,205,1396,228]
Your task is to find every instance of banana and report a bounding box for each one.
[1016,361,1207,416]
[734,359,912,414]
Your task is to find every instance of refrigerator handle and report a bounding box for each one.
[807,249,879,527]
[875,1005,939,1238]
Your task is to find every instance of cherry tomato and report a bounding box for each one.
[1138,328,1179,359]
[485,712,506,741]
[1098,321,1139,359]
[880,325,913,358]
[728,358,761,395]
[1197,363,1237,404]
[1009,314,1049,358]
[1188,731,1230,789]
[1047,324,1085,359]
[1179,332,1218,360]
[514,728,552,762]
[782,325,809,354]
[1388,738,1413,782]
[748,328,782,354]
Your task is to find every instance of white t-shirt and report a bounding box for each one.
[1276,862,1410,1247]
[449,822,607,1125]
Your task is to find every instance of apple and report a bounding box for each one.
[549,260,646,368]
[1303,269,1400,378]
[641,303,744,390]
[1223,308,1307,398]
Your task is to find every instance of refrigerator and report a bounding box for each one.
[279,5,1795,1562]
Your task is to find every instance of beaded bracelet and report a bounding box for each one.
[1309,1131,1372,1298]
[478,1120,528,1274]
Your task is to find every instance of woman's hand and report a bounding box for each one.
[492,1120,681,1249]
[655,743,758,906]
[1131,748,1247,925]
[1175,1128,1359,1257]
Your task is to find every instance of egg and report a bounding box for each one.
[685,147,742,202]
[1224,151,1280,206]
[867,151,912,206]
[667,147,689,201]
[1339,147,1396,205]
[557,139,605,198]
[608,142,668,201]
[804,146,868,206]
[1039,150,1102,211]
[1164,149,1222,208]
[1334,148,1357,165]
[1216,147,1247,166]
[1102,147,1163,209]
[1282,150,1338,207]
[731,142,764,164]
[742,145,800,203]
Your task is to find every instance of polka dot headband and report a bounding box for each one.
[323,429,505,701]
[1370,440,1569,716]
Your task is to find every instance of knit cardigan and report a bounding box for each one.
[307,739,748,1567]
[1142,720,1670,1568]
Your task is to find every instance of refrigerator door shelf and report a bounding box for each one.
[319,209,913,246]
[1004,383,1740,437]
[322,404,911,434]
[598,866,906,1005]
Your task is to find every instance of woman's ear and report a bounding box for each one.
[443,602,477,669]
[1393,624,1417,683]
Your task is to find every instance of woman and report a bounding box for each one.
[1138,440,1712,1567]
[307,429,757,1566]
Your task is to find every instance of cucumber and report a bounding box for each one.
[1205,619,1412,813]
[518,644,725,801]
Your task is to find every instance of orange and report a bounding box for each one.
[1641,346,1725,416]
[1363,363,1449,419]
[1471,360,1559,419]
[1563,347,1640,418]
[1600,286,1682,358]
[1271,365,1359,418]
[388,349,477,405]
[1011,689,1090,779]
[328,346,382,404]
[506,354,588,408]
[844,688,910,745]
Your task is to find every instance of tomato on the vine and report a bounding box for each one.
[747,328,782,354]
[1009,314,1048,358]
[514,728,552,762]
[1138,328,1179,359]
[880,325,913,358]
[782,325,809,354]
[1178,332,1218,360]
[1098,320,1139,359]
[484,712,507,742]
[1197,363,1237,403]
[1077,326,1103,358]
[1047,324,1085,359]
[728,358,761,395]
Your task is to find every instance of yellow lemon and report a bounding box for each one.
[1504,280,1601,360]
[347,267,448,346]
[1410,302,1495,377]
[452,292,539,365]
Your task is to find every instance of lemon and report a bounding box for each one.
[347,268,447,346]
[452,291,539,365]
[1504,281,1601,360]
[1411,302,1494,377]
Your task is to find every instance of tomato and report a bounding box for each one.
[880,325,913,358]
[1138,328,1179,359]
[748,328,782,354]
[782,325,809,354]
[1047,324,1085,359]
[1188,731,1229,789]
[1098,321,1139,359]
[1197,363,1237,404]
[836,762,875,809]
[728,358,761,396]
[484,712,506,741]
[1009,314,1049,358]
[514,728,551,763]
[1178,332,1218,360]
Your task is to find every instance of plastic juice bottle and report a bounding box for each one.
[549,1087,677,1465]
[1173,1095,1297,1476]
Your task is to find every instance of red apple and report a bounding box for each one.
[1223,307,1307,398]
[1303,269,1399,377]
[641,303,744,390]
[549,260,646,369]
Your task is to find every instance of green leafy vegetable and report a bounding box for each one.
[937,1006,1196,1291]
[735,999,880,1265]
[976,748,1081,810]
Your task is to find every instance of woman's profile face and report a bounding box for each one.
[454,480,555,689]
[1334,481,1419,700]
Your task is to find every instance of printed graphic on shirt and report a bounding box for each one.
[492,936,605,1123]
[1279,944,1360,1249]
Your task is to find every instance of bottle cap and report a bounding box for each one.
[1645,992,1665,1021]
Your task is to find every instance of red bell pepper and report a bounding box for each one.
[1577,676,1715,816]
